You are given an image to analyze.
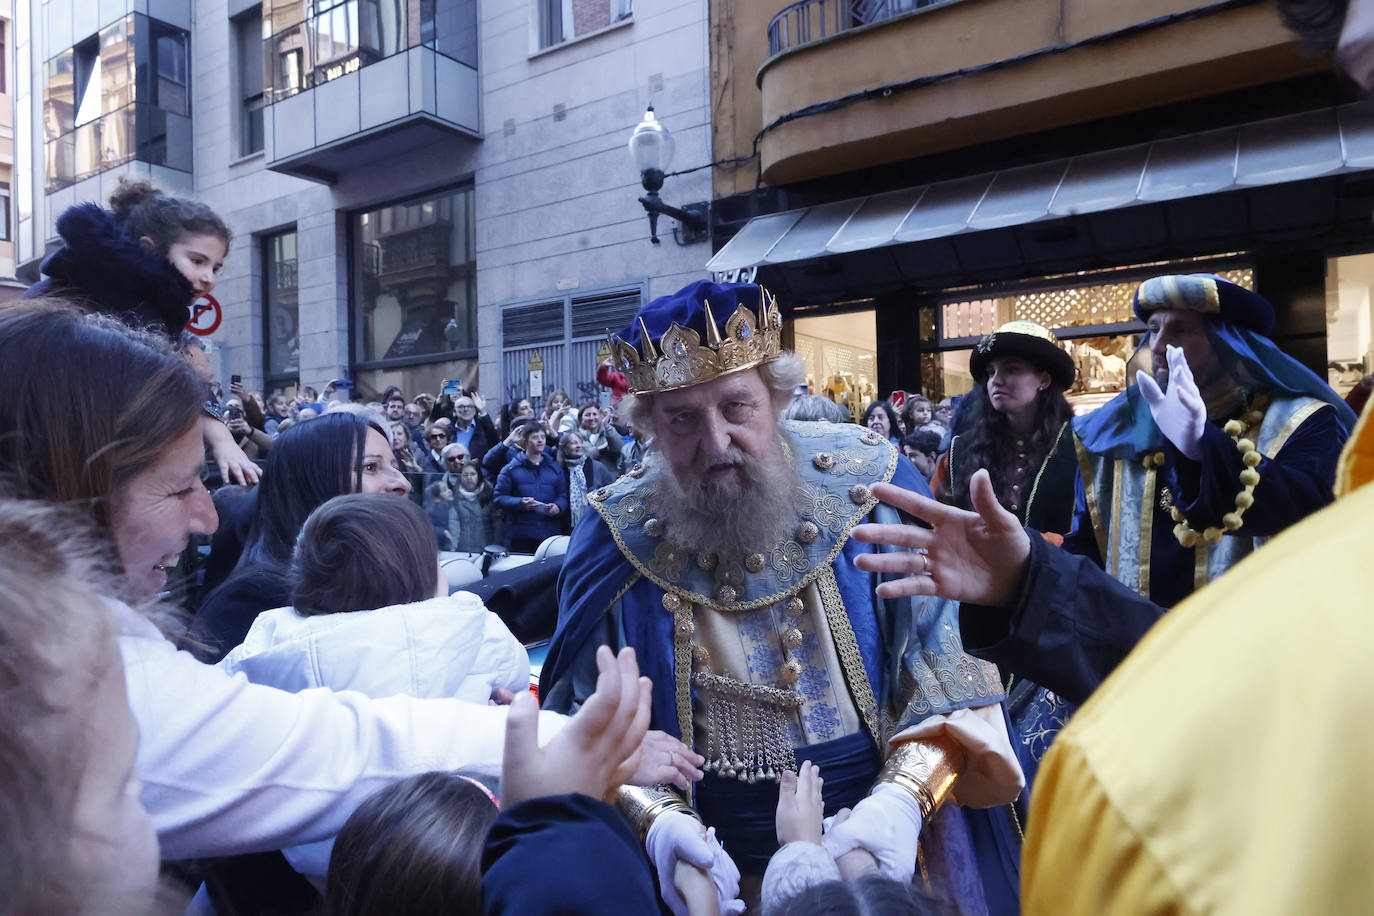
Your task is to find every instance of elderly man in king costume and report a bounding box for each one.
[541,281,1024,913]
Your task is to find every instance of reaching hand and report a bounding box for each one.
[851,472,1029,606]
[472,390,487,413]
[203,415,261,486]
[1136,344,1206,461]
[775,762,824,846]
[628,730,705,791]
[500,645,649,808]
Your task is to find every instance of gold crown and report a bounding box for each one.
[610,289,784,394]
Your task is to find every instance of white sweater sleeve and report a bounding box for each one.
[117,608,564,858]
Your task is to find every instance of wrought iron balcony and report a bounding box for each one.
[767,0,959,57]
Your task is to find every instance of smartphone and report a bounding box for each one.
[224,405,244,422]
[441,378,464,398]
[231,374,242,385]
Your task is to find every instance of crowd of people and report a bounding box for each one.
[8,3,1374,914]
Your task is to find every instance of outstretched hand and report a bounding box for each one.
[851,472,1029,607]
[500,645,650,808]
[776,762,824,846]
[1137,344,1206,461]
[630,730,705,791]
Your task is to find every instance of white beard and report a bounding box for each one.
[645,433,800,559]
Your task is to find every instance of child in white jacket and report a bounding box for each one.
[221,492,530,885]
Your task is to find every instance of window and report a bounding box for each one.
[234,7,265,156]
[537,0,630,50]
[501,287,643,409]
[264,229,299,388]
[351,185,477,394]
[0,183,11,241]
[153,26,188,116]
[0,21,8,94]
[537,0,564,48]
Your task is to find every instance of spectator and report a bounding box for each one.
[383,393,407,425]
[191,412,412,662]
[933,397,955,430]
[324,773,499,916]
[227,402,273,461]
[577,404,623,472]
[558,431,615,533]
[440,442,471,486]
[418,423,451,473]
[782,394,852,424]
[861,400,902,445]
[390,422,423,473]
[221,493,528,888]
[0,500,159,916]
[24,178,259,487]
[493,424,567,553]
[451,460,499,552]
[499,398,536,439]
[483,417,548,482]
[298,406,319,422]
[900,430,942,481]
[542,389,572,430]
[449,392,497,462]
[264,394,290,434]
[403,401,426,440]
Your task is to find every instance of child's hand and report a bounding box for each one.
[775,761,824,846]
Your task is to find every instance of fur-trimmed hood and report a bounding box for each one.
[25,202,194,338]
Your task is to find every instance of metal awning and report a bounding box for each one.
[707,100,1374,276]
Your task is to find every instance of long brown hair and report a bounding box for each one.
[0,301,205,539]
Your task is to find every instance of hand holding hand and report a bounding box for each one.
[775,762,824,846]
[499,645,649,808]
[647,815,743,916]
[821,783,923,883]
[851,472,1029,606]
[1137,344,1206,461]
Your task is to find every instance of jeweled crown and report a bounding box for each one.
[610,289,784,394]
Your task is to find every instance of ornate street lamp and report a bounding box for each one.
[628,106,707,245]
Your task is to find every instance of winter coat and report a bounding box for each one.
[493,453,568,546]
[220,593,531,886]
[25,203,195,338]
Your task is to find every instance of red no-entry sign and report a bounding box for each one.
[187,294,222,336]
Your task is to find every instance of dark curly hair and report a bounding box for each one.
[109,178,232,256]
[946,381,1072,511]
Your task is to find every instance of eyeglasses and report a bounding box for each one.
[427,432,447,441]
[446,455,467,463]
[455,404,476,411]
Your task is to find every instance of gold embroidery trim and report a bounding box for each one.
[946,434,958,494]
[673,599,695,758]
[1139,463,1155,598]
[1193,542,1209,592]
[1073,434,1109,563]
[590,429,899,613]
[1108,459,1124,580]
[1263,399,1324,459]
[815,565,882,748]
[1024,421,1070,526]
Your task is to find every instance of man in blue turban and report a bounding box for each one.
[1064,273,1355,609]
[541,280,1025,913]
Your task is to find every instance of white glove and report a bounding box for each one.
[1137,344,1206,461]
[646,811,744,916]
[820,783,923,883]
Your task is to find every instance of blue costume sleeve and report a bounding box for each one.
[959,534,1165,706]
[481,794,658,916]
[1166,405,1342,535]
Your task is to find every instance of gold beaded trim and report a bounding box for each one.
[1150,393,1269,548]
[816,565,882,746]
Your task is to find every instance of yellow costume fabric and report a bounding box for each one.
[1022,401,1374,915]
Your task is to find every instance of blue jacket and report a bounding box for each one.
[493,453,568,544]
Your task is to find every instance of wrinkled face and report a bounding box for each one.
[453,398,476,424]
[580,405,603,431]
[562,435,586,460]
[358,428,412,496]
[68,643,159,916]
[385,399,406,420]
[163,233,227,299]
[404,404,422,425]
[390,423,408,449]
[1146,308,1218,393]
[459,466,480,489]
[112,424,219,601]
[425,427,449,451]
[910,402,932,425]
[525,429,547,453]
[866,407,891,438]
[935,403,953,424]
[650,368,779,492]
[985,356,1049,419]
[444,449,468,471]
